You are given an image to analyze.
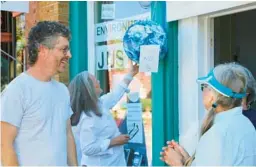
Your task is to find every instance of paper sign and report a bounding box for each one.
[139,45,160,72]
[101,4,115,20]
[126,103,143,144]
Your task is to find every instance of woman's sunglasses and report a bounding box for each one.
[201,84,209,91]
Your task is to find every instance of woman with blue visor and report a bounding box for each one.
[161,63,256,166]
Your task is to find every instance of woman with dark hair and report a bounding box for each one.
[69,62,138,166]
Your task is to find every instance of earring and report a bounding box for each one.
[212,103,218,108]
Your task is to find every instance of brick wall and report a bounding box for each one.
[25,1,70,85]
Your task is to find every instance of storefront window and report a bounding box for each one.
[94,1,152,165]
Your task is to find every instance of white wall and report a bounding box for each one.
[167,1,254,21]
[178,17,200,155]
[178,16,213,155]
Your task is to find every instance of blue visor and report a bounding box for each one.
[197,70,246,99]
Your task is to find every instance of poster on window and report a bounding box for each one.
[96,43,129,70]
[126,103,143,144]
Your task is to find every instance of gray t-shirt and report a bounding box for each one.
[1,72,72,165]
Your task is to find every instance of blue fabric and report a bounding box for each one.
[197,70,246,98]
[243,108,256,129]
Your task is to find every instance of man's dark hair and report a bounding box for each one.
[27,21,71,65]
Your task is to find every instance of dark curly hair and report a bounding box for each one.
[27,21,71,65]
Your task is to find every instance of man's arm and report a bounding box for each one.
[1,122,19,166]
[66,119,78,166]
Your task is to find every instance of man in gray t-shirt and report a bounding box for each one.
[1,21,77,166]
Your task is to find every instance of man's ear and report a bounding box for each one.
[38,44,49,58]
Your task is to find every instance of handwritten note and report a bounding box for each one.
[139,45,160,72]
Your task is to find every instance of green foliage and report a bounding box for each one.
[141,98,152,112]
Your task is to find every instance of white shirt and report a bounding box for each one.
[192,107,256,166]
[1,72,72,165]
[72,81,129,166]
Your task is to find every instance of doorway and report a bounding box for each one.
[214,9,256,109]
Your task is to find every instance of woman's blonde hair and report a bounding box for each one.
[68,71,102,126]
[185,62,247,166]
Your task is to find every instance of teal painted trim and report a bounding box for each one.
[151,2,179,166]
[165,21,179,142]
[69,1,88,81]
[151,2,167,166]
[151,60,165,166]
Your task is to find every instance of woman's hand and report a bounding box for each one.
[109,134,130,147]
[128,60,139,77]
[160,146,184,166]
[167,140,190,161]
[160,140,190,166]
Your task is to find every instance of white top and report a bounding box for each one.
[1,72,72,165]
[192,107,256,166]
[72,81,129,166]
